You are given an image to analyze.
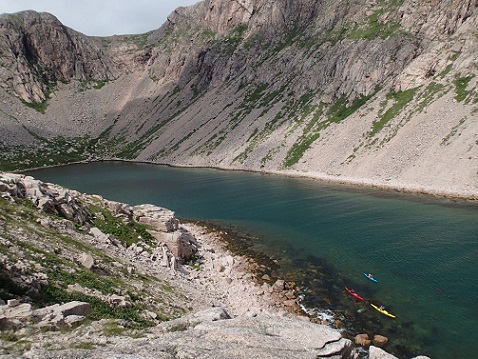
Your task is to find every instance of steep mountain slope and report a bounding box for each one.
[0,0,477,198]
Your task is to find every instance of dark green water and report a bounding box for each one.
[26,162,478,359]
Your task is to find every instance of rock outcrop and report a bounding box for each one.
[0,300,90,331]
[0,11,117,103]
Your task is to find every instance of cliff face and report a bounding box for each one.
[0,0,477,197]
[0,11,117,103]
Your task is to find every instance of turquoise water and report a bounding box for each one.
[26,162,478,359]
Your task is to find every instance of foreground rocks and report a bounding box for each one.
[0,300,90,331]
[0,172,428,358]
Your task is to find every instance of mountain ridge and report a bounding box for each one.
[0,0,477,199]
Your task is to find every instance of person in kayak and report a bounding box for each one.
[367,273,374,279]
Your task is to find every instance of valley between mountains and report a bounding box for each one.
[0,0,477,198]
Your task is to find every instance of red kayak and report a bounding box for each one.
[345,287,364,301]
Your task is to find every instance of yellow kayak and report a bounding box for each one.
[371,303,396,318]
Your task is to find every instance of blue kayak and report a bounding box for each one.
[364,272,378,283]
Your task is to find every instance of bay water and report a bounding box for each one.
[26,161,478,359]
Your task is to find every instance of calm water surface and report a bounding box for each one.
[26,162,478,359]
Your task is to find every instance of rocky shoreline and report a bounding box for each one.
[21,159,478,202]
[57,158,478,202]
[0,171,431,358]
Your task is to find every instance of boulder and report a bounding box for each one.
[373,334,389,346]
[33,301,89,329]
[32,304,60,320]
[193,307,231,322]
[63,315,87,328]
[90,227,119,246]
[2,303,32,320]
[355,333,372,347]
[133,204,177,232]
[107,201,132,217]
[369,346,399,359]
[273,279,285,291]
[192,314,353,358]
[108,295,131,308]
[150,229,197,261]
[37,197,57,215]
[58,202,75,221]
[0,182,9,192]
[56,301,90,317]
[7,299,20,307]
[77,252,94,269]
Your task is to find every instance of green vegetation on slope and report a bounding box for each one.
[89,204,155,248]
[368,87,418,138]
[0,193,187,337]
[0,127,125,172]
[454,73,476,103]
[284,93,374,167]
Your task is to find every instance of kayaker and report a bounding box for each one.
[379,305,385,310]
[367,273,373,279]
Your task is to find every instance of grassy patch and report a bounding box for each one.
[415,81,448,113]
[115,102,188,159]
[200,29,216,41]
[194,130,227,156]
[0,131,122,172]
[79,79,108,91]
[369,87,418,137]
[89,205,154,248]
[441,118,466,145]
[20,82,57,114]
[221,23,248,55]
[48,267,118,296]
[21,98,49,114]
[34,285,155,329]
[120,33,151,50]
[347,10,403,40]
[102,321,128,336]
[454,73,475,103]
[70,343,96,350]
[168,323,188,332]
[272,29,304,53]
[284,93,374,167]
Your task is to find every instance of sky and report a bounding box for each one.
[0,0,200,36]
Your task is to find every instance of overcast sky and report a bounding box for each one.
[0,0,200,36]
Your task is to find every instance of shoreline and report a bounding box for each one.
[179,220,305,318]
[3,170,431,358]
[179,220,430,359]
[20,158,478,202]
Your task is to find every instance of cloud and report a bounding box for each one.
[0,0,200,36]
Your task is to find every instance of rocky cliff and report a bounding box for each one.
[0,0,477,198]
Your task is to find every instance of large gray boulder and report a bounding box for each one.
[150,229,197,261]
[186,314,353,358]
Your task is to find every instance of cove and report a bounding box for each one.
[26,161,478,359]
